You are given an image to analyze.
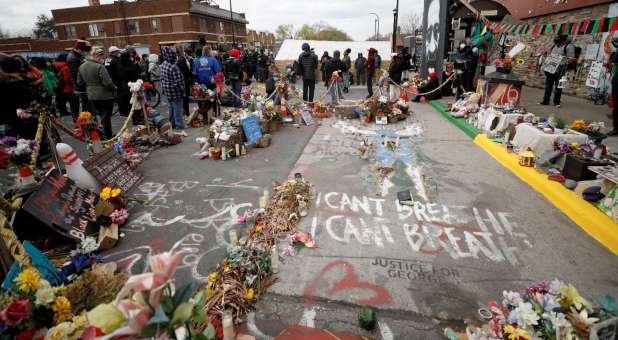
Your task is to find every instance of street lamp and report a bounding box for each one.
[370,12,380,40]
[392,0,399,52]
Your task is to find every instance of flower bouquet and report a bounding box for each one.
[493,56,513,74]
[569,120,606,143]
[192,83,216,101]
[75,111,103,152]
[466,280,617,340]
[0,137,36,186]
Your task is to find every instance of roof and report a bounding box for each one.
[489,0,613,19]
[190,2,248,24]
[275,39,392,61]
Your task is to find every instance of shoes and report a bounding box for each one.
[554,103,561,108]
[539,102,549,105]
[608,130,618,136]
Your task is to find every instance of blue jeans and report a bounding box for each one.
[231,80,242,108]
[167,97,184,129]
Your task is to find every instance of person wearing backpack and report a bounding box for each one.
[53,53,78,119]
[540,35,575,108]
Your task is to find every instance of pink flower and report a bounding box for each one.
[1,299,30,326]
[238,215,247,223]
[492,59,501,66]
[110,208,129,226]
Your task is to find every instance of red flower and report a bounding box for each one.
[1,299,30,326]
[16,327,36,340]
[0,146,10,169]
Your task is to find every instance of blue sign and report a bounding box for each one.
[241,114,263,145]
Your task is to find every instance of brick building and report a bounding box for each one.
[247,29,276,50]
[0,0,249,55]
[449,0,617,97]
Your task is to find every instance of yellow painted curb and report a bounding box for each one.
[474,134,618,256]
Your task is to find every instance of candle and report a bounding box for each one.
[271,245,279,273]
[235,144,240,157]
[229,230,238,245]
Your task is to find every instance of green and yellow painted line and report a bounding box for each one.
[430,100,618,256]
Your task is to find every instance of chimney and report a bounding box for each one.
[88,0,100,6]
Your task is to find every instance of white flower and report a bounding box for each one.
[569,307,599,326]
[543,311,571,329]
[35,279,55,306]
[378,96,388,103]
[515,302,540,327]
[549,279,566,295]
[79,236,99,254]
[502,290,523,306]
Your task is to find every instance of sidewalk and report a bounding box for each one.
[438,85,618,151]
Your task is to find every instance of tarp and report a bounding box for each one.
[275,39,392,62]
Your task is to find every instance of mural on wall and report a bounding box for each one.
[422,0,448,77]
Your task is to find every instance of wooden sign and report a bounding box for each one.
[542,54,565,74]
[83,148,143,193]
[241,114,263,145]
[22,170,99,242]
[299,108,315,126]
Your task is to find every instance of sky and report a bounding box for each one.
[0,0,423,40]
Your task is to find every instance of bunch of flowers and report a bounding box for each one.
[569,120,606,142]
[75,111,100,142]
[99,186,124,206]
[15,102,47,120]
[192,83,216,101]
[0,137,35,168]
[469,280,617,340]
[492,55,513,71]
[0,267,75,338]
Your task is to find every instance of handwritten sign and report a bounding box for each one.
[241,115,263,145]
[22,171,99,242]
[542,54,565,75]
[586,61,603,89]
[299,108,315,126]
[83,149,143,192]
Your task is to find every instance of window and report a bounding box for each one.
[219,22,224,33]
[199,18,208,30]
[88,23,99,37]
[129,20,140,34]
[151,18,159,33]
[172,16,183,31]
[65,25,76,39]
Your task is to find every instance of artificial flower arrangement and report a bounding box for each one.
[75,111,100,143]
[99,186,130,226]
[192,83,216,101]
[15,101,47,121]
[466,279,617,340]
[569,120,606,142]
[492,55,513,73]
[312,101,331,118]
[0,137,36,183]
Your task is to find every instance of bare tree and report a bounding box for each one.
[400,12,422,35]
[275,24,294,40]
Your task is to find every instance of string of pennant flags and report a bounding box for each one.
[482,16,618,36]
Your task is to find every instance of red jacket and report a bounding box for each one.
[52,61,73,93]
[366,48,377,77]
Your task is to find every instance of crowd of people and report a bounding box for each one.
[0,38,278,143]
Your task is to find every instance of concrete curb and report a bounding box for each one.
[428,102,618,256]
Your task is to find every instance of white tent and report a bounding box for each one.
[275,39,392,62]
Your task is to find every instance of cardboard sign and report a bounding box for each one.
[590,317,618,340]
[376,116,388,125]
[299,108,315,126]
[22,171,99,242]
[241,114,263,145]
[83,149,143,193]
[542,54,565,74]
[586,61,604,88]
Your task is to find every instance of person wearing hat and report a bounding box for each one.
[77,46,117,139]
[609,33,618,136]
[67,39,92,116]
[355,53,366,86]
[320,51,331,87]
[540,35,575,108]
[342,48,352,93]
[105,46,123,111]
[412,71,442,102]
[297,42,318,103]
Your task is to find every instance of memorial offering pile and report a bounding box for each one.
[358,95,410,124]
[460,280,617,340]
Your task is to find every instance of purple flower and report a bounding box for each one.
[0,136,17,147]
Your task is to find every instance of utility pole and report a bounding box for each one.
[392,0,399,52]
[370,13,380,40]
[229,0,236,46]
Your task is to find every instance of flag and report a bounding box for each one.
[532,24,541,36]
[586,19,596,34]
[546,24,553,34]
[610,16,618,32]
[599,17,607,32]
[580,18,590,33]
[591,19,600,33]
[481,25,487,35]
[555,23,562,33]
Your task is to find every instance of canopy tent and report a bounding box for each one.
[275,39,392,62]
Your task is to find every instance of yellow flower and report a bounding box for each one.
[16,267,41,294]
[52,296,72,325]
[256,225,264,233]
[245,288,255,300]
[503,325,530,340]
[78,111,92,120]
[110,188,122,198]
[207,272,217,288]
[47,323,71,340]
[559,284,589,310]
[72,314,86,330]
[100,187,111,201]
[224,266,231,273]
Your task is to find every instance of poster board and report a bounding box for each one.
[22,171,99,242]
[241,115,263,145]
[299,108,315,126]
[585,61,604,89]
[542,54,565,74]
[83,149,143,192]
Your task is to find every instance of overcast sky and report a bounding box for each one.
[0,0,423,40]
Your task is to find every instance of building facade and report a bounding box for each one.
[0,0,249,54]
[246,29,276,50]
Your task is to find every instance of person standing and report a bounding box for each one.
[320,51,331,87]
[365,48,377,98]
[77,46,117,139]
[297,42,318,104]
[116,51,141,118]
[325,50,348,104]
[194,45,223,91]
[0,54,39,139]
[540,35,574,108]
[355,53,366,86]
[148,54,161,96]
[160,46,186,132]
[256,49,267,82]
[342,48,352,93]
[608,34,618,136]
[67,39,92,113]
[176,45,193,117]
[53,53,75,117]
[225,48,243,108]
[388,53,403,101]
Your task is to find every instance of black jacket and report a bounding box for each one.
[417,78,442,100]
[106,55,122,88]
[117,61,141,95]
[177,55,193,85]
[297,51,318,81]
[325,58,348,79]
[224,58,242,81]
[355,57,366,73]
[67,50,85,92]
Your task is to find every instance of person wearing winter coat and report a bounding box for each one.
[116,51,141,118]
[148,54,162,97]
[365,48,377,98]
[67,39,92,112]
[388,53,403,101]
[355,53,366,86]
[53,54,75,117]
[225,48,243,108]
[160,46,186,131]
[0,53,38,139]
[325,50,348,104]
[297,42,318,103]
[77,46,117,139]
[412,71,442,102]
[320,51,331,86]
[176,45,193,117]
[342,48,352,93]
